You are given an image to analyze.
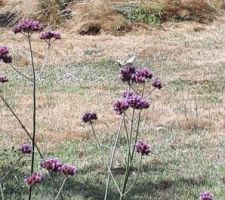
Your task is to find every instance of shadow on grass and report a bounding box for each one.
[64,178,119,200]
[126,176,209,199]
[0,160,210,200]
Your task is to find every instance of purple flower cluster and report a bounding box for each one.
[40,31,61,41]
[62,164,78,176]
[131,68,153,83]
[0,75,8,83]
[127,94,150,109]
[114,100,129,115]
[41,158,77,176]
[200,192,213,200]
[13,18,43,34]
[0,46,12,63]
[82,112,98,123]
[120,64,153,84]
[152,79,162,89]
[114,92,150,115]
[41,158,63,172]
[19,143,32,154]
[120,64,136,82]
[120,64,163,89]
[24,173,43,187]
[135,141,151,156]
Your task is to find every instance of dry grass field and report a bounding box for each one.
[1,0,225,199]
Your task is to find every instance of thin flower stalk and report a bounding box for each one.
[130,110,142,164]
[54,177,67,200]
[36,43,51,82]
[8,63,33,82]
[0,95,43,158]
[121,108,135,197]
[123,155,142,196]
[90,121,101,148]
[104,115,124,200]
[109,171,122,196]
[27,33,37,200]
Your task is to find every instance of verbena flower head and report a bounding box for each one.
[200,191,213,200]
[62,164,78,176]
[40,31,61,41]
[135,141,151,156]
[120,64,136,82]
[132,68,153,83]
[113,99,129,115]
[24,173,43,187]
[0,75,8,83]
[152,79,162,89]
[0,46,9,55]
[19,143,32,154]
[13,18,43,34]
[127,94,150,110]
[82,112,98,123]
[0,46,12,63]
[41,158,63,172]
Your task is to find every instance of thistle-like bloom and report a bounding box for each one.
[82,112,98,123]
[13,18,43,34]
[19,143,32,154]
[135,141,151,156]
[152,79,162,89]
[24,173,43,187]
[120,64,136,82]
[127,94,150,110]
[0,75,8,83]
[132,68,153,83]
[0,46,12,63]
[41,158,63,172]
[62,164,78,176]
[40,31,61,41]
[200,191,213,200]
[113,99,129,115]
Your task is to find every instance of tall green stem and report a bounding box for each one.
[28,34,36,200]
[54,177,67,200]
[104,115,124,200]
[90,121,101,148]
[130,111,142,163]
[121,109,135,198]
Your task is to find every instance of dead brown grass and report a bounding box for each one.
[36,0,64,27]
[1,1,225,149]
[143,0,223,23]
[0,0,4,6]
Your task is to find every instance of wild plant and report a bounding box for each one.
[0,18,77,200]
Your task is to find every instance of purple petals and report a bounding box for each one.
[135,141,151,156]
[19,143,32,154]
[0,46,12,63]
[200,191,213,200]
[61,164,78,176]
[13,18,43,34]
[0,75,8,83]
[82,112,98,123]
[24,173,43,187]
[40,31,61,41]
[41,158,63,172]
